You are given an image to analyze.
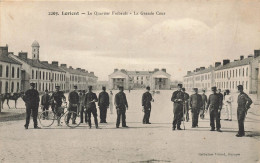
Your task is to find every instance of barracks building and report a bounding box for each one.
[183,50,260,94]
[0,41,97,94]
[108,68,171,90]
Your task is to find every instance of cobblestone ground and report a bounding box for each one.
[0,90,259,163]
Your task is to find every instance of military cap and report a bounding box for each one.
[177,84,183,88]
[226,89,230,93]
[88,86,93,89]
[30,83,35,86]
[237,85,243,90]
[55,85,60,88]
[193,88,198,91]
[211,86,217,91]
[118,86,124,90]
[45,89,48,92]
[182,88,186,91]
[146,86,150,90]
[74,85,78,89]
[102,86,106,90]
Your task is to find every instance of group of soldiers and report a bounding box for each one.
[171,83,252,137]
[22,82,253,137]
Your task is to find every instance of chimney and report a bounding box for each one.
[81,69,86,72]
[76,68,81,71]
[86,71,88,73]
[223,59,230,66]
[240,55,244,60]
[196,68,200,72]
[69,66,73,69]
[90,72,94,75]
[41,61,48,64]
[114,68,118,72]
[60,64,67,68]
[248,54,253,58]
[154,68,159,72]
[200,67,205,70]
[162,68,166,72]
[0,46,8,57]
[18,52,28,60]
[234,59,238,62]
[187,71,191,75]
[52,61,58,67]
[254,50,260,58]
[215,62,221,67]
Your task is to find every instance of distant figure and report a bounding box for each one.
[85,86,99,129]
[224,89,233,121]
[115,86,128,128]
[200,89,208,119]
[182,88,190,122]
[142,86,154,124]
[109,91,114,114]
[98,86,109,123]
[189,88,202,128]
[79,90,87,123]
[217,89,224,121]
[236,85,252,137]
[206,87,222,132]
[129,88,131,93]
[23,83,41,129]
[41,90,51,118]
[171,84,184,130]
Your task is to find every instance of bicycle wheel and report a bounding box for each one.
[38,110,55,127]
[64,111,81,128]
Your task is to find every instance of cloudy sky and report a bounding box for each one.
[1,0,260,81]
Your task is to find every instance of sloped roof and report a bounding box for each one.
[127,71,152,75]
[184,67,214,77]
[215,57,256,71]
[16,55,50,70]
[0,54,22,65]
[41,62,65,72]
[32,40,40,47]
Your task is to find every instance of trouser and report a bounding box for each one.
[210,109,221,129]
[237,109,246,135]
[116,108,126,127]
[99,106,108,122]
[172,103,183,128]
[184,102,189,121]
[200,106,205,119]
[143,107,151,123]
[225,104,232,120]
[86,107,98,127]
[67,103,78,123]
[191,108,200,127]
[80,106,88,123]
[25,105,38,127]
[110,104,113,114]
[42,105,49,117]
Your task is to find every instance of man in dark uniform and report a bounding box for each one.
[142,86,154,124]
[217,89,224,121]
[171,84,184,130]
[41,89,51,119]
[236,85,252,137]
[50,85,66,126]
[200,89,208,119]
[85,86,99,129]
[23,83,41,129]
[98,86,109,123]
[67,86,79,124]
[115,86,128,128]
[80,90,87,123]
[182,88,190,122]
[206,87,222,132]
[189,88,202,128]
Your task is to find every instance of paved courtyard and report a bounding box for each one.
[0,90,259,163]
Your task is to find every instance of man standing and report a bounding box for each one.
[115,86,128,128]
[23,83,40,129]
[224,89,233,121]
[206,87,222,132]
[67,86,79,124]
[98,86,109,123]
[80,90,87,123]
[189,88,203,128]
[41,89,51,118]
[85,86,99,129]
[142,86,154,124]
[200,89,208,119]
[109,91,114,114]
[217,89,224,121]
[171,84,184,130]
[182,88,190,122]
[236,85,252,137]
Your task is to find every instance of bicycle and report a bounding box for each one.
[38,102,81,128]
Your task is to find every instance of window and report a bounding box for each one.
[32,70,34,79]
[0,81,2,94]
[5,81,8,93]
[0,65,2,77]
[17,82,19,92]
[43,71,45,80]
[6,65,9,77]
[246,81,248,90]
[42,83,44,91]
[242,68,244,77]
[246,68,248,76]
[11,82,14,92]
[39,83,41,91]
[12,67,15,78]
[236,69,237,77]
[36,70,38,79]
[239,69,240,77]
[233,70,234,77]
[17,68,20,78]
[40,71,41,79]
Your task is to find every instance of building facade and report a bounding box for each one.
[108,68,171,90]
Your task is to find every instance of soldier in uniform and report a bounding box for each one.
[50,85,66,126]
[80,90,87,123]
[85,86,99,129]
[109,91,114,114]
[98,86,109,123]
[23,83,41,129]
[189,88,203,128]
[115,86,128,128]
[142,86,154,124]
[200,89,208,119]
[217,89,224,121]
[67,86,79,124]
[206,87,222,132]
[41,89,51,119]
[171,84,184,130]
[182,88,190,122]
[236,85,252,137]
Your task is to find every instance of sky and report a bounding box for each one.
[1,0,260,81]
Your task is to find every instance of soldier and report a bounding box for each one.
[85,86,99,129]
[23,83,41,129]
[50,85,66,126]
[236,85,252,137]
[224,89,233,121]
[217,89,224,121]
[142,86,154,124]
[98,86,109,123]
[182,88,190,122]
[206,87,222,132]
[115,86,128,128]
[41,89,51,119]
[189,88,203,128]
[109,91,114,114]
[67,86,79,124]
[80,90,87,123]
[200,89,208,119]
[171,84,184,130]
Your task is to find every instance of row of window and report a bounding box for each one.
[33,82,66,92]
[216,80,248,90]
[0,65,20,79]
[215,67,248,79]
[70,75,87,82]
[0,81,20,94]
[31,70,65,81]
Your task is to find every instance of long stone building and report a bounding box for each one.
[183,50,260,94]
[108,68,171,90]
